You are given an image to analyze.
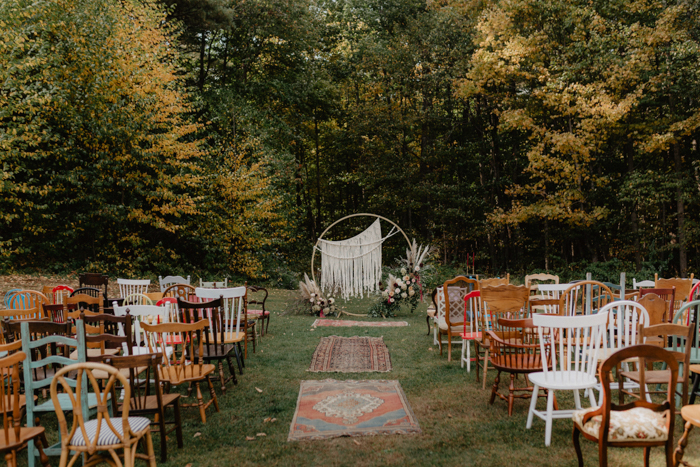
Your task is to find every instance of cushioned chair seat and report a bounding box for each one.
[573,406,669,442]
[247,309,269,317]
[71,417,151,446]
[437,317,464,332]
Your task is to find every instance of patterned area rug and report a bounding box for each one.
[288,379,421,441]
[309,336,392,373]
[312,319,409,327]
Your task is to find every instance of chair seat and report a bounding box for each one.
[427,308,436,318]
[0,426,45,450]
[158,364,216,385]
[437,317,465,332]
[619,369,683,385]
[573,406,669,442]
[35,392,103,412]
[133,346,174,358]
[121,393,180,412]
[196,344,236,358]
[529,371,598,390]
[70,417,151,446]
[70,348,121,360]
[491,353,542,372]
[91,366,147,380]
[209,332,245,344]
[247,309,269,317]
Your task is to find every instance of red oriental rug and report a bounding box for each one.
[312,319,409,328]
[288,379,421,441]
[308,336,392,373]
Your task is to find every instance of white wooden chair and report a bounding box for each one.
[632,278,655,289]
[117,279,150,299]
[198,279,227,288]
[113,304,174,358]
[194,287,250,358]
[460,290,482,371]
[158,275,191,293]
[593,300,650,404]
[526,310,609,446]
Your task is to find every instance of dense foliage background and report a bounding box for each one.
[1,0,699,283]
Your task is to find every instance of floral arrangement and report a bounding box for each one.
[298,273,337,317]
[368,240,436,318]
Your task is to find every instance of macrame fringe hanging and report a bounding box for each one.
[318,219,396,300]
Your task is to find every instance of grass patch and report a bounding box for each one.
[4,281,700,466]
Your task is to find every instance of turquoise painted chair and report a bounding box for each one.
[19,320,105,467]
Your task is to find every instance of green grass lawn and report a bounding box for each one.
[10,286,700,466]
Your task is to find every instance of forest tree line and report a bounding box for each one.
[1,0,699,282]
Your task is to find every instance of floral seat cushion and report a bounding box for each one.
[247,309,270,317]
[573,406,669,442]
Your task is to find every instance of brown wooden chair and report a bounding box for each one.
[103,353,183,463]
[178,297,240,393]
[50,362,156,467]
[162,284,196,302]
[620,323,694,407]
[141,320,219,424]
[656,276,693,319]
[558,281,614,316]
[637,293,669,348]
[478,275,510,288]
[78,273,109,297]
[247,285,270,337]
[64,294,103,315]
[0,350,49,467]
[639,288,675,322]
[5,291,50,312]
[435,276,478,362]
[487,317,547,416]
[475,284,530,389]
[573,344,678,467]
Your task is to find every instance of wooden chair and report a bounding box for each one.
[487,317,547,416]
[435,277,478,362]
[0,350,50,467]
[103,353,183,463]
[51,286,73,305]
[70,287,103,299]
[64,294,103,315]
[113,304,174,358]
[18,320,103,467]
[195,286,253,359]
[573,344,677,467]
[460,290,482,371]
[159,275,191,292]
[50,362,156,467]
[163,284,196,302]
[633,278,656,289]
[0,306,46,324]
[144,292,163,303]
[2,290,21,309]
[558,281,614,316]
[620,323,694,408]
[199,278,228,288]
[639,288,675,322]
[479,275,510,288]
[117,279,150,299]
[78,273,109,297]
[6,291,49,312]
[656,276,694,320]
[141,320,219,424]
[526,311,609,446]
[177,297,239,393]
[475,284,530,389]
[247,285,270,337]
[123,293,154,306]
[525,273,559,290]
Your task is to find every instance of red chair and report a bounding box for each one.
[460,290,481,372]
[51,285,74,304]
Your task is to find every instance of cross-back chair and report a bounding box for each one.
[487,317,547,416]
[141,320,220,424]
[435,277,478,362]
[50,362,156,467]
[526,311,609,446]
[103,353,183,463]
[475,284,530,389]
[0,350,50,467]
[573,344,678,467]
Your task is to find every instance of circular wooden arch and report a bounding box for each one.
[311,213,412,285]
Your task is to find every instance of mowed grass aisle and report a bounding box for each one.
[151,289,699,467]
[6,282,700,467]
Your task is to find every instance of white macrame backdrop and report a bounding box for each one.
[319,219,382,299]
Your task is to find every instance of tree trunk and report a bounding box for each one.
[673,142,687,276]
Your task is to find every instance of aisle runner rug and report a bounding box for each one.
[312,319,409,328]
[309,336,392,373]
[288,379,421,441]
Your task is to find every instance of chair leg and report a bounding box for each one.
[544,389,555,446]
[526,384,539,429]
[174,400,184,449]
[689,372,700,404]
[226,355,238,385]
[196,382,206,424]
[207,375,220,412]
[218,361,227,394]
[573,388,582,409]
[447,333,452,361]
[461,340,466,369]
[508,373,516,416]
[643,446,650,467]
[426,315,431,336]
[159,410,167,463]
[675,421,693,467]
[144,431,157,467]
[234,343,244,373]
[482,349,490,390]
[573,425,584,467]
[489,371,501,406]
